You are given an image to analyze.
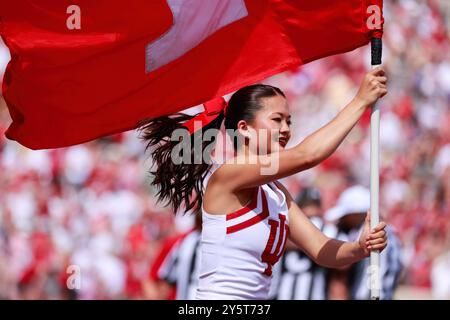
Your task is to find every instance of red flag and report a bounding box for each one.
[0,0,383,149]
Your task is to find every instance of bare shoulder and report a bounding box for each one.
[206,158,234,184]
[205,166,230,199]
[203,165,255,215]
[207,156,246,190]
[202,174,229,214]
[207,163,231,190]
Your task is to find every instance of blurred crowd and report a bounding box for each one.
[0,0,449,299]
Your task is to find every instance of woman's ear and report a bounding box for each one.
[236,120,250,139]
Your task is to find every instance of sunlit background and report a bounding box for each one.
[0,0,449,299]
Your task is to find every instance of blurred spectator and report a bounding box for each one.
[145,214,201,300]
[431,248,450,299]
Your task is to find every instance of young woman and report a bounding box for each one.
[139,67,388,300]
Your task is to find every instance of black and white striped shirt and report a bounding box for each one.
[270,216,338,300]
[348,227,402,300]
[155,229,202,300]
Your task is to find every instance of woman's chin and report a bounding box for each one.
[269,143,285,153]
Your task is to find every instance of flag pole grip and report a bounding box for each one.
[370,37,382,300]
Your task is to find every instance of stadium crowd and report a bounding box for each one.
[0,0,449,299]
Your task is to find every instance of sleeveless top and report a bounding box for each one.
[195,161,290,300]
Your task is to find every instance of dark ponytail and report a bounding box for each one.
[138,110,224,216]
[138,84,285,216]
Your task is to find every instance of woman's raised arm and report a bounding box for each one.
[213,68,387,192]
[275,182,387,269]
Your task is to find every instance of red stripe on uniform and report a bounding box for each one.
[273,214,286,258]
[261,219,279,276]
[226,187,260,221]
[226,189,269,234]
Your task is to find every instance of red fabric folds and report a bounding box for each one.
[0,0,383,149]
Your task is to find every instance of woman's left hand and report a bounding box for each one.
[358,211,388,257]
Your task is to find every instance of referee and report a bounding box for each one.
[147,214,202,300]
[325,185,403,300]
[270,187,339,300]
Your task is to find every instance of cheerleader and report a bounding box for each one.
[139,67,388,300]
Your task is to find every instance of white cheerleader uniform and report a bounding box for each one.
[196,162,290,300]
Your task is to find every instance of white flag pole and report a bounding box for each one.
[370,36,382,300]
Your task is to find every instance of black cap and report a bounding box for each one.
[295,187,321,208]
